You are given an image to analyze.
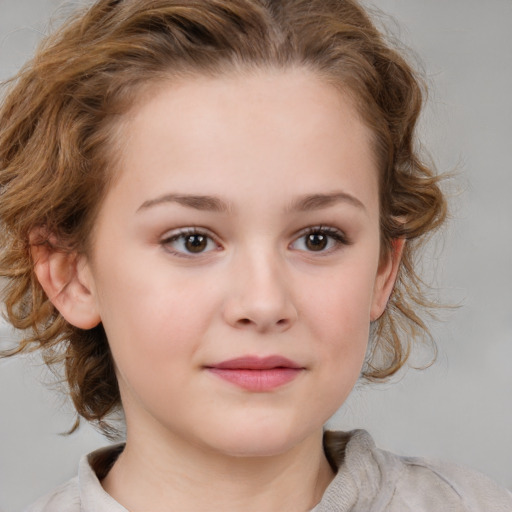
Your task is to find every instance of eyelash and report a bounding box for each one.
[160,225,349,257]
[160,228,220,258]
[290,226,350,254]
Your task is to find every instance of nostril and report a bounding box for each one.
[236,317,289,328]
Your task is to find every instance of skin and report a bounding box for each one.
[33,67,402,511]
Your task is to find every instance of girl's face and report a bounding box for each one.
[81,68,398,457]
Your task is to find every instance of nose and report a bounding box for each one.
[222,249,298,333]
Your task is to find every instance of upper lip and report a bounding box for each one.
[206,355,303,370]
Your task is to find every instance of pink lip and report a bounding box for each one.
[206,356,304,392]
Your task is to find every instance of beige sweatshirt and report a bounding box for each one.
[25,430,512,511]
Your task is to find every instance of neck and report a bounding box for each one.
[101,426,335,512]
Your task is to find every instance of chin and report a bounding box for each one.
[200,418,318,459]
[216,437,298,459]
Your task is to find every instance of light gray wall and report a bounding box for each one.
[1,1,511,511]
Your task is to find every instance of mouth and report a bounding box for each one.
[205,355,305,392]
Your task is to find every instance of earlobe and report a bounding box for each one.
[370,238,405,322]
[31,239,101,330]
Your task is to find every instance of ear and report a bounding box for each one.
[31,236,101,330]
[370,238,405,321]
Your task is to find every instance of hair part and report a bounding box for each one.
[0,0,447,436]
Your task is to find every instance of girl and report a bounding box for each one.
[1,0,511,510]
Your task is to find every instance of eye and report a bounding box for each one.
[290,227,348,253]
[161,229,219,256]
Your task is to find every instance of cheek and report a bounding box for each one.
[300,260,377,391]
[296,287,371,429]
[304,262,376,341]
[93,260,220,375]
[96,272,221,423]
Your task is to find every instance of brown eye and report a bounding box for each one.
[162,230,217,256]
[305,233,328,251]
[185,234,208,253]
[290,227,348,253]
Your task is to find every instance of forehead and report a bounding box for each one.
[104,68,379,217]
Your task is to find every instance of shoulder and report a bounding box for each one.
[22,444,126,512]
[23,477,80,512]
[320,430,512,512]
[389,453,512,511]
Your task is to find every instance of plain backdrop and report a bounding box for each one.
[1,1,511,511]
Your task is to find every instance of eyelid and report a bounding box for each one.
[160,227,222,257]
[158,225,349,257]
[289,225,350,253]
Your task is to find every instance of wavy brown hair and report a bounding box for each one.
[0,0,446,435]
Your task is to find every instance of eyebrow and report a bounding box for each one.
[137,194,231,213]
[137,191,365,214]
[289,192,366,212]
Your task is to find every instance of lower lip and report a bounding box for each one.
[207,368,303,392]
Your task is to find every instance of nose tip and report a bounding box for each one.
[223,262,298,333]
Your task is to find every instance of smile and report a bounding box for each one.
[205,356,304,392]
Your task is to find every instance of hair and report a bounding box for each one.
[0,0,446,436]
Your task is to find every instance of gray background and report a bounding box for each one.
[1,0,511,510]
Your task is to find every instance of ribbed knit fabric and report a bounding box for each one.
[25,430,512,512]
